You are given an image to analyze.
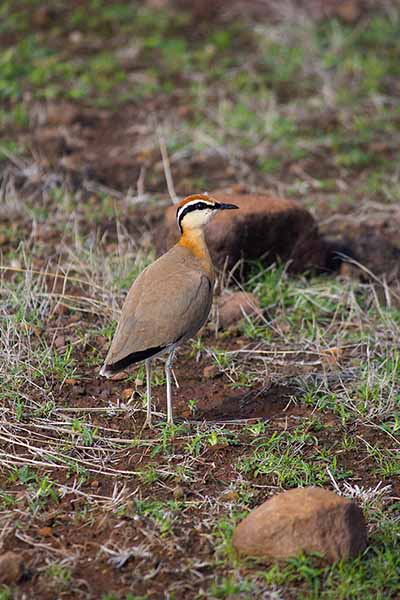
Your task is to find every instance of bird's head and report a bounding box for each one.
[176,193,238,233]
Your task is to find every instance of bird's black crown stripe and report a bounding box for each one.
[176,200,217,231]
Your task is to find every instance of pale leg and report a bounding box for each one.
[165,350,175,425]
[144,359,152,427]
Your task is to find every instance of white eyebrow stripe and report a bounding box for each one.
[176,199,215,223]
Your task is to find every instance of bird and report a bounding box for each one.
[100,193,239,426]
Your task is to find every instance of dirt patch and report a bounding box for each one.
[194,383,299,421]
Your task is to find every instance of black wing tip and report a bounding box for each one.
[100,345,166,376]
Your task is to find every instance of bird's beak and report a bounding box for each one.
[215,202,239,210]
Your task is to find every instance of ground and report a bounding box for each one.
[0,1,399,599]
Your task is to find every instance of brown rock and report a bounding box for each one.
[336,0,361,23]
[53,303,69,316]
[233,487,367,563]
[32,6,53,27]
[345,226,400,281]
[121,387,135,400]
[0,551,24,584]
[38,526,53,537]
[60,154,83,172]
[218,291,262,329]
[45,102,80,127]
[221,490,239,502]
[110,371,128,381]
[54,335,66,349]
[172,485,185,499]
[160,194,325,276]
[95,335,108,348]
[146,0,223,18]
[203,365,220,379]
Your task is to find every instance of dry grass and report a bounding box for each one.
[0,178,399,598]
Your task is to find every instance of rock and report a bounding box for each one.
[38,526,53,537]
[54,335,66,349]
[218,291,262,329]
[345,227,400,281]
[53,303,69,316]
[160,194,325,277]
[146,0,223,18]
[121,387,135,400]
[110,371,128,381]
[0,551,24,584]
[172,485,185,499]
[203,365,220,379]
[32,5,53,27]
[335,0,361,23]
[221,490,239,502]
[95,335,108,348]
[233,487,367,563]
[45,102,81,127]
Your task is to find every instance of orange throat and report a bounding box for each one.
[178,229,213,276]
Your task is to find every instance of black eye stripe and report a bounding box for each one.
[176,201,214,231]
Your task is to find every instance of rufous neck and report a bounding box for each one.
[178,227,214,278]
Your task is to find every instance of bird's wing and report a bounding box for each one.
[103,261,212,371]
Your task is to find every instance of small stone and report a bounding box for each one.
[121,388,134,400]
[54,335,66,349]
[45,102,80,127]
[233,487,367,563]
[24,323,42,337]
[95,335,108,348]
[38,526,53,537]
[0,551,24,584]
[64,378,77,385]
[203,365,220,379]
[110,371,128,381]
[340,262,360,280]
[53,303,69,316]
[32,5,52,26]
[218,291,262,330]
[60,154,82,172]
[172,485,185,499]
[10,259,21,269]
[322,346,343,365]
[69,30,83,44]
[336,0,361,23]
[221,490,239,502]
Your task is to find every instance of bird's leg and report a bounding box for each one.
[144,359,152,428]
[165,350,175,425]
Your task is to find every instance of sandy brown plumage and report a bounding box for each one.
[101,245,213,374]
